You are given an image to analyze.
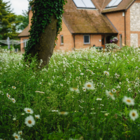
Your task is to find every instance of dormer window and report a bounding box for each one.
[73,0,96,9]
[106,0,122,8]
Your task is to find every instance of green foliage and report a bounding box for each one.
[0,46,140,139]
[0,0,16,39]
[15,11,29,31]
[25,0,67,56]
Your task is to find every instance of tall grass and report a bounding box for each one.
[0,46,140,140]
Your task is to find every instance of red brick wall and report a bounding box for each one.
[74,34,102,49]
[29,10,33,29]
[20,37,29,53]
[55,20,74,51]
[105,11,125,46]
[105,1,140,47]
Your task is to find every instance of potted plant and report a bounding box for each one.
[110,36,118,43]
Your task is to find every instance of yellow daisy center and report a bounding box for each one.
[126,99,131,103]
[60,112,66,115]
[15,136,18,139]
[28,120,32,124]
[73,88,77,90]
[27,110,31,112]
[132,113,136,117]
[109,92,113,96]
[87,84,91,87]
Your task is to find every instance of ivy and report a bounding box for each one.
[25,0,66,56]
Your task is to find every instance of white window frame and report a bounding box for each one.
[83,35,90,44]
[23,39,28,48]
[60,35,64,45]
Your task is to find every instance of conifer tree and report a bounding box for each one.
[0,0,15,39]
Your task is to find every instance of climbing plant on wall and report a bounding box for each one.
[25,0,66,66]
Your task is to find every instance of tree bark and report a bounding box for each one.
[27,15,57,68]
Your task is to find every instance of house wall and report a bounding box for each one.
[29,10,33,29]
[105,0,140,48]
[129,1,140,47]
[74,35,102,49]
[105,11,125,46]
[20,37,29,53]
[55,20,74,51]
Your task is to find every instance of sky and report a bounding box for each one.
[3,0,29,15]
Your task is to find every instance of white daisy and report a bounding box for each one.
[84,82,95,90]
[96,98,102,101]
[24,108,33,114]
[105,90,115,100]
[79,105,83,108]
[112,88,116,93]
[69,138,79,140]
[70,87,80,93]
[122,96,134,106]
[58,112,69,115]
[104,71,109,76]
[129,109,139,121]
[12,133,20,140]
[11,98,16,103]
[69,138,78,140]
[6,93,10,99]
[116,85,121,89]
[21,113,25,115]
[35,91,45,94]
[35,115,40,119]
[51,110,59,112]
[12,86,16,89]
[0,91,3,95]
[18,131,22,135]
[128,88,132,92]
[25,115,35,127]
[104,113,109,116]
[82,87,86,92]
[13,116,16,121]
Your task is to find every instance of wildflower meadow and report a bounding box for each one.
[0,46,140,140]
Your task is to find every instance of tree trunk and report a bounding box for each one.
[27,15,57,68]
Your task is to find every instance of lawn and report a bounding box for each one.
[0,46,140,140]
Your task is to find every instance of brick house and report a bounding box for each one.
[18,0,140,52]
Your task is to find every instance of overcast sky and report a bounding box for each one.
[4,0,29,15]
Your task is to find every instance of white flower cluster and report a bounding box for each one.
[23,108,40,127]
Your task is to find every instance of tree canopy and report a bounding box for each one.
[0,0,15,39]
[15,10,29,31]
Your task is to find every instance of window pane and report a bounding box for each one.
[82,0,95,8]
[61,36,63,44]
[84,36,89,43]
[106,0,122,7]
[107,0,116,7]
[113,0,122,6]
[73,0,85,7]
